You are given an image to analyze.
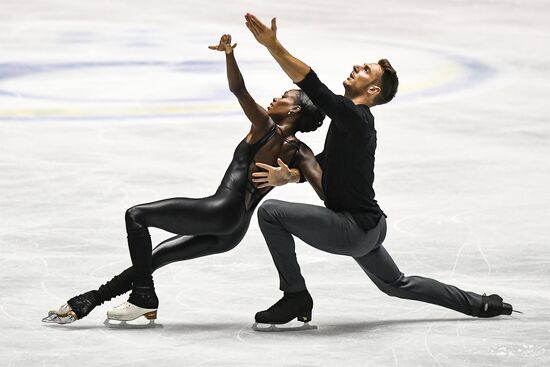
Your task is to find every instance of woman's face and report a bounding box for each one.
[267,89,300,122]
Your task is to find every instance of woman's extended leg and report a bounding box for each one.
[44,195,249,323]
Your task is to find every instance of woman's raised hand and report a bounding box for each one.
[208,34,237,54]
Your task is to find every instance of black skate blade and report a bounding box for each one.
[512,309,523,314]
[252,322,318,332]
[104,318,163,329]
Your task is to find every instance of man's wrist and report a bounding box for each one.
[289,168,301,183]
[266,39,283,54]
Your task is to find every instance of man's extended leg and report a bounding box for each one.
[355,245,484,316]
[353,218,483,316]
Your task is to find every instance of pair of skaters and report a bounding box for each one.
[43,14,516,330]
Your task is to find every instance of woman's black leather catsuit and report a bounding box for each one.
[68,124,302,315]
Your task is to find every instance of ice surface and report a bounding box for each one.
[1,1,549,366]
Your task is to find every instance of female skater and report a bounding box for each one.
[43,34,325,326]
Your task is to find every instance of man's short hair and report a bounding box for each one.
[375,59,399,105]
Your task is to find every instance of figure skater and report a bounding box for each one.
[43,34,325,327]
[242,14,518,331]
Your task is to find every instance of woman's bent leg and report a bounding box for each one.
[95,217,251,305]
[124,195,243,295]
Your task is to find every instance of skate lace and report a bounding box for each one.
[113,302,132,310]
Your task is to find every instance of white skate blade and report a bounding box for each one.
[42,313,76,324]
[252,321,318,332]
[104,318,163,329]
[42,304,77,324]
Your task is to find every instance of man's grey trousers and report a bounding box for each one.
[257,199,482,316]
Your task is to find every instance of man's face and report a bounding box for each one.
[343,62,384,97]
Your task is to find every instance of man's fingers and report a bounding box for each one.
[251,171,269,178]
[208,45,217,49]
[247,19,262,34]
[248,14,266,29]
[245,14,261,34]
[257,183,272,189]
[255,162,275,171]
[231,43,237,49]
[245,22,259,37]
[251,177,268,183]
[246,14,264,30]
[271,17,277,31]
[277,157,289,168]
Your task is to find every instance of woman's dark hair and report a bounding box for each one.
[294,90,325,133]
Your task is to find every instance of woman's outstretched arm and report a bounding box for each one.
[209,34,272,132]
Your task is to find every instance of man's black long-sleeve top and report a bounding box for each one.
[296,69,385,231]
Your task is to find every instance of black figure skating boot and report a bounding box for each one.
[105,285,160,329]
[253,290,317,332]
[42,291,99,324]
[477,294,521,318]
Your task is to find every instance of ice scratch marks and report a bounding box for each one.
[424,320,444,367]
[393,207,494,277]
[391,346,399,367]
[449,209,492,277]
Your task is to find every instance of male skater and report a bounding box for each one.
[245,13,516,329]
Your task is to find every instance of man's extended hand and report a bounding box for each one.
[244,13,277,48]
[243,13,309,83]
[252,158,299,188]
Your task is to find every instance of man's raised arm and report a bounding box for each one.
[245,13,310,83]
[244,14,365,129]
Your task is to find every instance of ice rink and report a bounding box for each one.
[1,0,549,366]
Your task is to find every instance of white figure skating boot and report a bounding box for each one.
[104,286,161,329]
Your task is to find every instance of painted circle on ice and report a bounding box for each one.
[0,37,496,121]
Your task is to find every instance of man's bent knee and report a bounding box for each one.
[257,199,286,222]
